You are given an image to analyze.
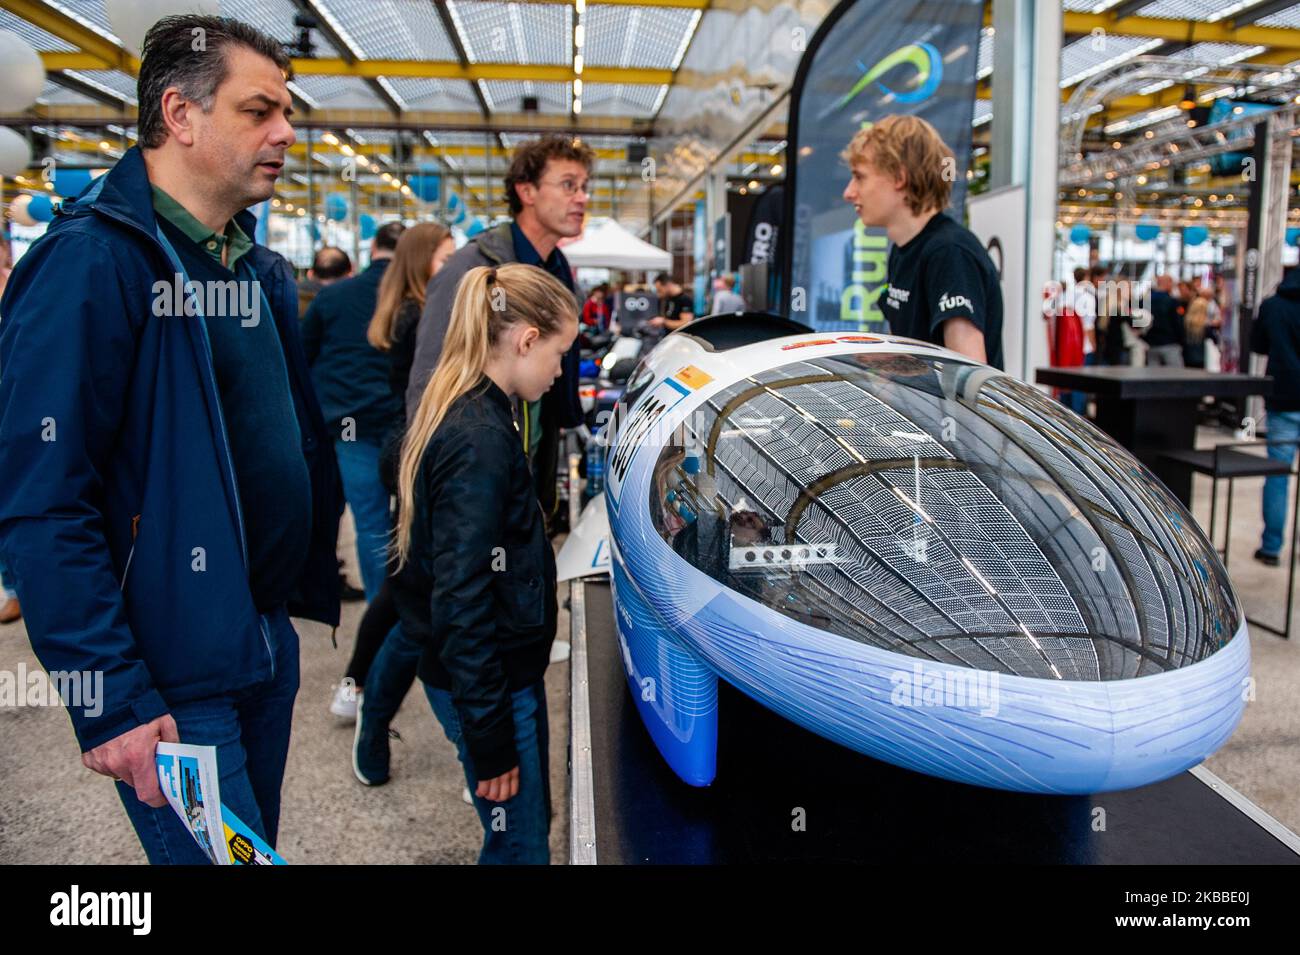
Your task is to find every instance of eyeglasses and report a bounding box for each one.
[540,177,590,197]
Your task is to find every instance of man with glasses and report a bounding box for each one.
[407,133,592,520]
[360,136,594,792]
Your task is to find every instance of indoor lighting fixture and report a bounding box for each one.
[1179,84,1196,111]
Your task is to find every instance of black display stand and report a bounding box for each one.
[569,579,1300,864]
[1033,366,1271,508]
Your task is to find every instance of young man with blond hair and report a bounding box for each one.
[842,114,1003,368]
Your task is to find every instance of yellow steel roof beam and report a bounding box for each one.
[289,58,672,85]
[3,0,135,70]
[1061,11,1300,51]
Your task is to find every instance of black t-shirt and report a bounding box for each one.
[664,290,695,325]
[884,212,1004,369]
[645,290,694,345]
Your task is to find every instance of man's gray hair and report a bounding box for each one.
[137,15,291,150]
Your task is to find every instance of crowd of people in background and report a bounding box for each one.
[1045,265,1228,377]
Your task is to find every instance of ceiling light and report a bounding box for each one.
[574,24,584,48]
[573,78,582,96]
[573,98,582,114]
[770,163,783,176]
[574,54,583,75]
[322,132,339,146]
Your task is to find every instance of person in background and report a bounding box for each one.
[649,273,695,336]
[0,234,14,624]
[393,264,578,864]
[1145,273,1187,367]
[329,222,453,726]
[406,135,592,535]
[1251,267,1300,567]
[302,221,406,602]
[0,230,12,298]
[298,245,352,317]
[841,114,1003,368]
[711,272,745,313]
[1184,285,1222,369]
[0,14,342,864]
[581,282,611,333]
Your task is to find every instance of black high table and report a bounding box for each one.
[1034,366,1272,508]
[568,580,1300,864]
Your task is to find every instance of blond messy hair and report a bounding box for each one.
[841,114,955,215]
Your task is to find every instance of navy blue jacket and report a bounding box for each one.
[1253,267,1300,412]
[0,147,342,751]
[301,257,402,445]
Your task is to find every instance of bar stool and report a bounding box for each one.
[1160,440,1299,639]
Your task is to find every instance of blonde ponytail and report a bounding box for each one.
[394,263,577,567]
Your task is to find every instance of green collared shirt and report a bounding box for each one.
[150,185,253,270]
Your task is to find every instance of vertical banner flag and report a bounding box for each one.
[782,0,984,331]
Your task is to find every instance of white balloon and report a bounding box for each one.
[104,0,222,57]
[0,125,32,178]
[0,31,46,113]
[8,193,35,227]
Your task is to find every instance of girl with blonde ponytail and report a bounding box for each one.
[389,263,577,864]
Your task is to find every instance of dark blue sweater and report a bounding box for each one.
[301,258,403,445]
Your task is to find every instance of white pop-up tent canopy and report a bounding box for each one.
[559,217,672,271]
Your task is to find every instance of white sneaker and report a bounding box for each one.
[549,640,571,664]
[462,786,473,804]
[330,678,360,720]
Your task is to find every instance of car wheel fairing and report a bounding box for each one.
[609,347,1249,793]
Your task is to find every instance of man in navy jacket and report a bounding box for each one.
[0,15,341,863]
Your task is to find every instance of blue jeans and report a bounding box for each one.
[117,606,299,865]
[335,438,391,600]
[424,681,551,865]
[1065,352,1096,415]
[1262,410,1300,556]
[361,621,422,726]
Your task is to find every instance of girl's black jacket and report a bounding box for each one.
[392,376,558,779]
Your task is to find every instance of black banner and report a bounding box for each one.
[781,0,985,331]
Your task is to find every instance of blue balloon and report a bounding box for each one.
[465,217,486,238]
[359,213,376,240]
[409,172,440,203]
[26,193,54,222]
[51,168,93,198]
[1069,223,1091,245]
[308,222,321,242]
[1183,225,1208,247]
[325,195,348,222]
[1135,220,1160,242]
[446,193,467,225]
[1287,227,1300,247]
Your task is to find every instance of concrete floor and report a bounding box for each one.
[3,424,1299,863]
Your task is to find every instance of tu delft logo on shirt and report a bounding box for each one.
[938,292,973,314]
[151,273,262,327]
